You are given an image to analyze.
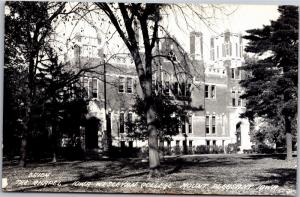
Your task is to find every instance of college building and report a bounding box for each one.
[65,29,253,153]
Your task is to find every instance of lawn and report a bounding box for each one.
[2,154,297,196]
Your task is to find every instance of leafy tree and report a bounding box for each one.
[127,94,186,144]
[4,2,90,165]
[240,6,298,160]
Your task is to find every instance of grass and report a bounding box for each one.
[2,154,297,196]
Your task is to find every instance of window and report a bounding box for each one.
[231,68,235,79]
[92,78,98,99]
[164,81,170,95]
[205,84,216,99]
[180,82,186,96]
[231,68,241,80]
[222,44,225,57]
[119,76,125,93]
[212,115,216,134]
[237,91,242,106]
[120,112,124,133]
[128,141,133,148]
[186,83,192,97]
[232,90,236,106]
[212,140,216,146]
[83,77,89,98]
[173,82,179,95]
[240,45,243,57]
[205,115,210,134]
[120,141,126,148]
[210,38,215,61]
[127,77,133,93]
[88,78,93,98]
[235,68,241,79]
[205,85,209,98]
[225,42,232,56]
[232,89,243,107]
[188,116,192,133]
[127,113,133,133]
[211,85,216,99]
[181,116,186,134]
[206,140,210,146]
[176,140,180,146]
[189,140,193,147]
[107,112,111,133]
[152,73,157,93]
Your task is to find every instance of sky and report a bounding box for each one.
[55,3,280,61]
[161,4,280,60]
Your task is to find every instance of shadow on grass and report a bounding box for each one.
[241,154,297,161]
[254,168,296,187]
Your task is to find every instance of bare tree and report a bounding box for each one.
[93,3,230,176]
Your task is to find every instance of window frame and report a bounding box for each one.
[126,77,133,93]
[205,115,210,134]
[92,78,98,99]
[212,115,216,134]
[119,112,125,133]
[119,76,125,93]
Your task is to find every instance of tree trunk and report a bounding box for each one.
[19,134,28,167]
[147,105,160,169]
[51,125,58,163]
[19,107,31,167]
[144,77,162,177]
[285,116,293,161]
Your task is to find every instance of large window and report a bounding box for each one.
[119,76,125,93]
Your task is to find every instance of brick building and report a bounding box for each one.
[65,30,252,153]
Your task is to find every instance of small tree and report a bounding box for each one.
[127,94,186,146]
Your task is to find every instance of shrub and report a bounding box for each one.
[252,144,275,154]
[195,145,209,154]
[138,146,149,158]
[226,143,238,154]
